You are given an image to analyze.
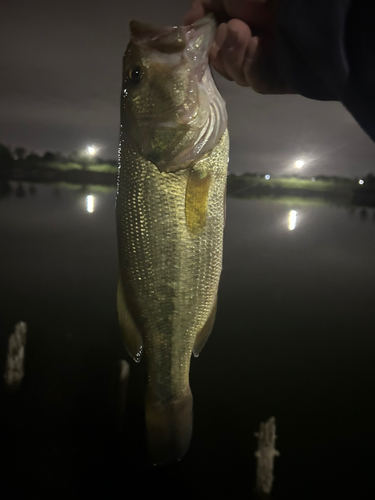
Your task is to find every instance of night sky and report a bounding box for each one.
[1,0,374,177]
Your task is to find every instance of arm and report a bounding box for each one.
[185,0,375,141]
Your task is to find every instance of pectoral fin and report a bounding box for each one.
[193,297,217,357]
[117,277,143,363]
[185,170,211,234]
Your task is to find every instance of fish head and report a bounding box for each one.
[121,15,227,172]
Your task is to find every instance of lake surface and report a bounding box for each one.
[1,182,375,498]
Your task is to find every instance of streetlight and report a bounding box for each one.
[294,159,305,169]
[86,145,97,156]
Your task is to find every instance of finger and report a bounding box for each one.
[183,1,207,25]
[242,36,259,86]
[209,23,233,81]
[223,0,277,34]
[183,0,226,25]
[220,19,255,86]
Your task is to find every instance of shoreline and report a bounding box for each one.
[1,166,375,207]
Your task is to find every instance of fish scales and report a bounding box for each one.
[117,131,228,396]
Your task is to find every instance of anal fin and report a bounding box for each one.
[193,297,217,357]
[117,277,143,363]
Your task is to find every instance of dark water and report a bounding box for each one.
[1,182,375,499]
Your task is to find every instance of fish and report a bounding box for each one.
[116,14,229,464]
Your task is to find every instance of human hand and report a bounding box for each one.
[184,0,294,94]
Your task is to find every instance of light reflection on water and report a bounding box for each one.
[86,194,95,213]
[288,209,297,230]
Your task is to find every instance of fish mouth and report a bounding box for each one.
[129,14,217,57]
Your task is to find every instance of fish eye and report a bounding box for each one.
[129,66,143,83]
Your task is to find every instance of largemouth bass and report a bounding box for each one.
[116,14,229,464]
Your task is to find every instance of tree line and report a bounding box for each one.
[0,143,117,169]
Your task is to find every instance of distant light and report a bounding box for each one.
[359,179,365,185]
[311,177,316,182]
[86,145,97,156]
[86,195,95,213]
[288,210,297,231]
[265,174,271,180]
[294,159,305,169]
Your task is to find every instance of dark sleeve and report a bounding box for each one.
[276,0,375,142]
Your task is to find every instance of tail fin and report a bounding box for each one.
[145,386,193,465]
